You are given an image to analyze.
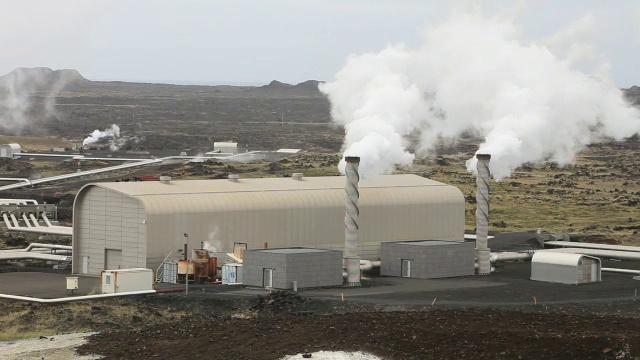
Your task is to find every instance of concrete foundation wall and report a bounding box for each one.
[243,249,343,289]
[380,241,475,279]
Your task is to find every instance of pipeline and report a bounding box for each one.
[544,241,640,253]
[359,260,381,272]
[602,268,640,275]
[0,199,38,205]
[2,212,72,236]
[0,290,157,303]
[0,251,69,262]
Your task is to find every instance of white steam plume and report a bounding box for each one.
[0,67,72,134]
[320,10,640,180]
[203,225,222,254]
[83,124,121,147]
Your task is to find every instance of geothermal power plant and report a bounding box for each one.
[2,138,639,302]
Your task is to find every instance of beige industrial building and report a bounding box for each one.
[72,174,464,276]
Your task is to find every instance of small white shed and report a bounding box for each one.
[531,252,601,284]
[0,143,21,158]
[101,268,154,293]
[213,142,238,155]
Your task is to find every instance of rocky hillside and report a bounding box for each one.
[0,67,92,91]
[624,85,640,106]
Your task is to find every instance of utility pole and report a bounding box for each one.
[184,233,189,295]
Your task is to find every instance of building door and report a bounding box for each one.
[263,268,274,288]
[103,274,115,293]
[591,262,599,282]
[82,256,89,274]
[401,259,412,278]
[105,249,122,270]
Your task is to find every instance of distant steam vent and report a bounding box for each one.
[0,67,91,134]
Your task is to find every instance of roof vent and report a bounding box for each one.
[228,174,240,182]
[159,176,171,184]
[291,173,303,181]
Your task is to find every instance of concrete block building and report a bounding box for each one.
[243,248,343,289]
[380,240,475,279]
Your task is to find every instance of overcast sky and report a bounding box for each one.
[1,0,639,87]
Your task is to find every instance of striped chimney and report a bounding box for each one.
[475,154,491,275]
[343,156,361,287]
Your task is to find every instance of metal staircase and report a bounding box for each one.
[55,256,72,270]
[155,251,173,283]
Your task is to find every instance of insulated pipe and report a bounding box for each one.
[548,248,640,261]
[0,251,68,262]
[358,260,381,272]
[9,213,20,228]
[601,268,640,275]
[2,213,72,236]
[486,248,640,265]
[0,199,38,205]
[2,213,14,230]
[544,241,640,253]
[29,214,40,228]
[475,153,491,275]
[0,178,31,186]
[0,290,156,304]
[23,243,72,252]
[489,252,533,263]
[21,214,33,228]
[343,156,361,287]
[41,213,53,227]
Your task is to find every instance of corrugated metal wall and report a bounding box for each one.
[73,187,146,275]
[141,185,463,271]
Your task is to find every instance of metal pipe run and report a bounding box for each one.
[2,212,72,236]
[544,241,640,253]
[602,268,640,275]
[359,260,381,272]
[21,214,33,228]
[0,199,38,205]
[0,178,32,186]
[0,290,157,303]
[487,247,640,265]
[343,156,361,287]
[0,251,69,262]
[475,153,492,275]
[549,247,640,261]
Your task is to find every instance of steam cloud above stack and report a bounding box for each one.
[320,9,640,180]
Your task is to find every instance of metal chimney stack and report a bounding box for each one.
[343,156,361,287]
[475,154,491,275]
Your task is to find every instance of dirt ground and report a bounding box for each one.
[76,301,640,360]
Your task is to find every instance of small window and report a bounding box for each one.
[105,275,111,285]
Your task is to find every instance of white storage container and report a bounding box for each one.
[101,268,154,293]
[221,264,243,285]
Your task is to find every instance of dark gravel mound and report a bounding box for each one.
[77,308,640,360]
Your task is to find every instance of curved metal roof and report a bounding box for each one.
[76,174,463,215]
[532,251,601,266]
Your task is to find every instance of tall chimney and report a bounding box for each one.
[475,154,491,275]
[343,156,361,287]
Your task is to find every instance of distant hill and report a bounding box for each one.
[253,79,325,96]
[0,67,92,91]
[624,86,640,106]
